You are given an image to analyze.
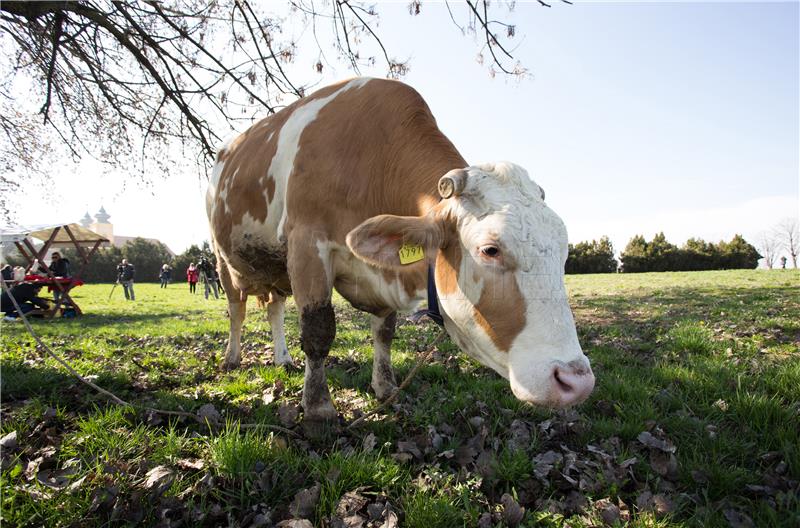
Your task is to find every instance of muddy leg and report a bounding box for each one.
[288,231,337,423]
[371,312,398,400]
[267,291,293,367]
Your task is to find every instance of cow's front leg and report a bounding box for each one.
[371,312,398,400]
[288,232,337,423]
[267,291,293,367]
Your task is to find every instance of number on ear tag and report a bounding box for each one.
[398,244,424,265]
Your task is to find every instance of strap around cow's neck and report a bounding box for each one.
[412,263,444,327]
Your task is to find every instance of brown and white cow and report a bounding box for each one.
[206,77,594,422]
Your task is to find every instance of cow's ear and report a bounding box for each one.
[346,214,445,269]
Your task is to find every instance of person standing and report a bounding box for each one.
[198,257,219,299]
[159,264,172,288]
[186,263,199,294]
[116,259,136,300]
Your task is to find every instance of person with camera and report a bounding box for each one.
[116,259,136,300]
[198,257,220,300]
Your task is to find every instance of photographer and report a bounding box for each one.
[198,257,219,299]
[116,259,136,301]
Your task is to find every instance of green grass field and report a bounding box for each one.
[1,270,798,527]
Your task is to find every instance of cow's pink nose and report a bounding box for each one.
[551,360,595,408]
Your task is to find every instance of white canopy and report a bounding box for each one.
[0,223,108,246]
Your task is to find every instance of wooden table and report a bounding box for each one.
[23,274,85,316]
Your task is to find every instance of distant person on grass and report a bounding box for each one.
[116,259,136,300]
[187,263,199,294]
[159,264,172,288]
[1,282,50,320]
[198,257,219,299]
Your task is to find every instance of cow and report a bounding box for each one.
[206,77,594,423]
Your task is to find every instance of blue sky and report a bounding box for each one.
[13,1,799,258]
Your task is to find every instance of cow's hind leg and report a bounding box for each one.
[288,231,337,423]
[218,258,246,370]
[267,291,293,367]
[371,312,398,400]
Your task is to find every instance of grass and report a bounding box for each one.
[1,270,798,527]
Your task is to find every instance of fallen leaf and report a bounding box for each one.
[36,467,77,490]
[595,498,620,526]
[1,431,18,450]
[336,490,369,517]
[477,512,493,528]
[723,508,755,528]
[341,514,366,528]
[362,433,377,453]
[176,458,205,471]
[500,493,525,527]
[379,509,399,528]
[143,466,175,497]
[277,520,313,528]
[366,502,384,521]
[454,445,477,466]
[278,404,300,427]
[397,441,423,460]
[637,431,676,453]
[508,420,531,452]
[651,494,674,518]
[197,403,221,425]
[650,451,679,480]
[290,482,321,519]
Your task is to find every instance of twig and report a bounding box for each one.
[1,280,196,421]
[239,422,301,438]
[348,330,447,429]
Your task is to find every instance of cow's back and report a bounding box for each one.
[207,77,464,295]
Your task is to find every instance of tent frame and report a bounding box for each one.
[6,224,106,316]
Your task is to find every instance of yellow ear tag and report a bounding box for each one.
[398,244,424,265]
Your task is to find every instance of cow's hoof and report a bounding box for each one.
[302,415,339,440]
[372,383,399,402]
[220,360,240,371]
[273,348,295,369]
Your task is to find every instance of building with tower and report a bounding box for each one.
[80,206,174,256]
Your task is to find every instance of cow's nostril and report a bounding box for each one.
[553,368,574,393]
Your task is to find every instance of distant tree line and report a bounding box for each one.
[618,233,760,273]
[3,238,217,283]
[565,233,762,274]
[566,236,617,274]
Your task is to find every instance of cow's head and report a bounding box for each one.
[346,162,594,409]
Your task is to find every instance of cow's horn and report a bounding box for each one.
[438,169,468,199]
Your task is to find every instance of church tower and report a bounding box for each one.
[90,206,114,244]
[80,212,92,228]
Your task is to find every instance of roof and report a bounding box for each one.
[0,223,109,245]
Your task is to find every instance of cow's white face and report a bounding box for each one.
[346,162,594,409]
[434,162,593,408]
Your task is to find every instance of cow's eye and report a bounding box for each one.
[480,245,500,258]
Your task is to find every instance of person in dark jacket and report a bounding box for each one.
[198,257,219,299]
[40,252,72,304]
[1,282,49,319]
[159,264,172,288]
[1,265,13,283]
[116,259,136,300]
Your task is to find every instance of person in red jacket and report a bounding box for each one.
[186,263,199,294]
